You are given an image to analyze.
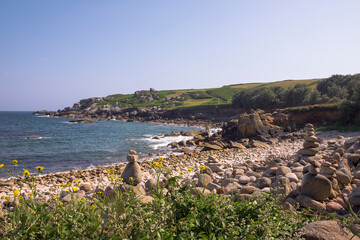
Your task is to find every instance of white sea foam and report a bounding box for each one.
[140,134,194,150]
[35,115,50,118]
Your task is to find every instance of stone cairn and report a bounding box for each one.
[120,150,142,185]
[296,123,333,208]
[297,123,320,159]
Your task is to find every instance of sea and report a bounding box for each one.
[0,111,200,180]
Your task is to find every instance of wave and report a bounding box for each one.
[35,115,50,118]
[140,135,194,150]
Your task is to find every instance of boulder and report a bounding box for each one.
[271,177,291,196]
[276,166,292,176]
[238,176,251,184]
[336,168,352,185]
[301,173,332,201]
[197,174,212,188]
[240,186,259,194]
[296,194,326,211]
[295,220,360,240]
[79,183,92,192]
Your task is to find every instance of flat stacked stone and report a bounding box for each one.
[204,156,224,173]
[320,162,337,179]
[297,124,320,157]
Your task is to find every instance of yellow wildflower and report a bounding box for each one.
[112,168,116,172]
[92,205,97,210]
[188,167,192,172]
[13,190,20,198]
[74,182,79,187]
[36,166,44,173]
[200,166,206,171]
[29,193,34,198]
[159,156,164,161]
[5,196,10,201]
[115,177,120,181]
[121,178,123,182]
[60,202,63,206]
[12,160,18,165]
[129,177,134,181]
[147,157,151,161]
[109,175,114,182]
[16,175,20,178]
[60,184,65,187]
[72,187,79,192]
[66,182,71,187]
[0,164,4,169]
[180,171,183,176]
[19,203,22,207]
[23,169,30,177]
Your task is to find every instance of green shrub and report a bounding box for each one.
[1,167,342,240]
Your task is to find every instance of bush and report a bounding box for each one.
[1,167,332,239]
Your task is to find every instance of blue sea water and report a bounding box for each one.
[0,112,199,179]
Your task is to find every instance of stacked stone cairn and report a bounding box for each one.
[120,150,143,185]
[297,123,320,158]
[294,124,333,212]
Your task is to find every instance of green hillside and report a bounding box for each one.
[97,78,324,109]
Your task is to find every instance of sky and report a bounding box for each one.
[1,1,360,111]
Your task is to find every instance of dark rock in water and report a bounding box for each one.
[301,173,332,201]
[295,220,360,240]
[26,136,42,139]
[69,119,94,123]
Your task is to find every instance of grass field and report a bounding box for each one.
[96,78,325,109]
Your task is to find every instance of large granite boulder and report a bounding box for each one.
[301,173,332,201]
[295,220,360,240]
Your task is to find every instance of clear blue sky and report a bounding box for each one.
[1,1,359,111]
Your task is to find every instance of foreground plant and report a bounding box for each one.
[0,170,344,239]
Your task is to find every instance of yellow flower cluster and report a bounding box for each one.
[0,164,4,169]
[13,190,20,198]
[73,180,82,187]
[152,161,163,168]
[129,177,134,181]
[72,187,79,192]
[188,167,192,172]
[12,160,18,165]
[109,175,114,182]
[36,166,44,173]
[200,166,206,171]
[23,169,30,177]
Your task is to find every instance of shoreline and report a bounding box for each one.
[2,129,358,204]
